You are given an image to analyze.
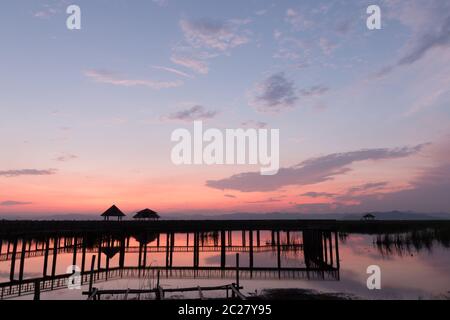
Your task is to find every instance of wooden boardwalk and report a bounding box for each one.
[0,266,339,300]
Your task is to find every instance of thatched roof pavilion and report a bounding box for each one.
[133,208,160,221]
[362,213,376,221]
[101,205,126,221]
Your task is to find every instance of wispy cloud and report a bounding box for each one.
[246,197,283,204]
[179,18,251,52]
[150,65,193,78]
[375,0,450,76]
[0,201,32,206]
[299,85,330,97]
[248,72,298,113]
[54,153,78,162]
[84,69,183,89]
[152,0,168,7]
[319,37,337,55]
[241,120,268,129]
[206,144,427,192]
[346,182,388,195]
[165,105,218,122]
[300,192,336,198]
[170,56,209,74]
[285,8,312,31]
[0,169,57,177]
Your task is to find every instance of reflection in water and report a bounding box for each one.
[373,227,450,257]
[0,224,449,300]
[0,229,340,299]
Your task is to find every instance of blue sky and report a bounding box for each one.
[0,0,449,215]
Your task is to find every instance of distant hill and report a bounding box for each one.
[1,211,449,221]
[164,211,450,221]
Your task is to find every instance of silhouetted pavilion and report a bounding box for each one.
[362,213,375,221]
[101,205,126,221]
[133,208,160,221]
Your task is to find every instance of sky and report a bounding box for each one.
[0,0,449,216]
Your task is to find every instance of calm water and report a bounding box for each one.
[0,230,449,300]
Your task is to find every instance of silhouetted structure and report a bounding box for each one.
[101,205,125,221]
[133,208,160,221]
[362,213,375,221]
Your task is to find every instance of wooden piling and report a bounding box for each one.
[9,238,17,281]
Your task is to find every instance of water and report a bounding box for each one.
[0,228,449,300]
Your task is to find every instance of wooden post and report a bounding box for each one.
[235,253,240,290]
[143,242,148,269]
[334,231,340,269]
[220,230,226,268]
[105,237,111,280]
[119,237,125,269]
[81,236,87,277]
[249,231,254,270]
[138,242,143,269]
[97,237,102,272]
[170,232,175,267]
[165,233,170,268]
[276,231,281,270]
[51,237,58,289]
[72,236,78,266]
[18,239,27,282]
[242,230,246,247]
[257,230,260,247]
[9,238,18,281]
[43,238,49,277]
[33,280,40,301]
[328,232,334,267]
[88,255,96,294]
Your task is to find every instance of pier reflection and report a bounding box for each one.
[0,228,340,299]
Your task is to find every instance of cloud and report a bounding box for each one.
[54,153,78,162]
[249,72,298,113]
[179,18,251,52]
[150,65,192,78]
[346,182,388,194]
[0,201,32,206]
[165,105,217,122]
[246,197,283,204]
[285,8,312,31]
[152,0,168,7]
[0,169,57,177]
[224,194,236,198]
[84,69,183,89]
[331,164,450,213]
[170,56,209,75]
[335,20,353,35]
[33,1,63,19]
[376,0,450,76]
[300,192,336,198]
[299,85,330,97]
[319,37,337,55]
[241,120,268,129]
[206,144,427,192]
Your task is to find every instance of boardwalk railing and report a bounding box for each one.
[84,283,245,300]
[0,244,304,262]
